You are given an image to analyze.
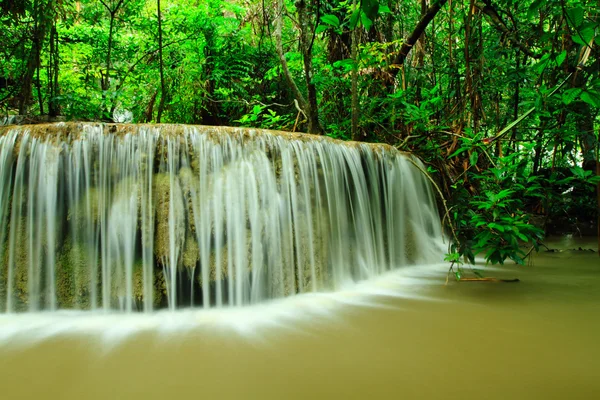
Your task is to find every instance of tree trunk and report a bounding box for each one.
[390,0,449,78]
[350,0,359,140]
[102,14,116,119]
[48,22,60,117]
[156,0,166,122]
[99,0,127,120]
[273,0,308,114]
[18,0,52,115]
[296,0,322,134]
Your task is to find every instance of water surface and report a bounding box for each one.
[0,248,598,400]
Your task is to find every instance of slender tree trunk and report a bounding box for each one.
[145,91,158,122]
[157,0,166,122]
[273,0,308,114]
[99,0,127,120]
[102,14,116,119]
[464,0,473,127]
[18,0,51,115]
[36,61,44,115]
[104,16,115,93]
[350,0,359,140]
[414,0,427,104]
[390,0,448,78]
[48,23,60,117]
[296,0,321,134]
[509,53,521,154]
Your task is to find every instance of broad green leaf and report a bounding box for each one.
[489,223,505,232]
[581,91,600,107]
[570,166,586,179]
[496,189,514,200]
[350,8,361,29]
[361,12,373,31]
[567,7,585,27]
[562,88,582,105]
[516,232,528,242]
[361,0,380,20]
[576,27,595,46]
[379,5,391,14]
[321,14,340,28]
[315,24,328,34]
[555,50,567,66]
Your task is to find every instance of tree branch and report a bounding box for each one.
[476,0,541,59]
[390,0,449,77]
[273,0,308,112]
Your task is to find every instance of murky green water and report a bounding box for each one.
[0,245,598,400]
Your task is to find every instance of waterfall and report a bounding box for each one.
[0,123,443,313]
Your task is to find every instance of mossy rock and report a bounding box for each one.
[182,230,199,270]
[131,261,164,308]
[153,173,185,265]
[67,187,101,228]
[56,238,97,309]
[2,217,39,309]
[198,228,253,287]
[296,209,329,292]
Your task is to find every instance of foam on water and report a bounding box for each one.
[0,261,448,347]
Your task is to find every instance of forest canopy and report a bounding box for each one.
[0,0,599,267]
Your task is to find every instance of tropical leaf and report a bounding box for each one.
[321,14,340,28]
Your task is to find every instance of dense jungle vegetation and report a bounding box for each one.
[0,0,599,267]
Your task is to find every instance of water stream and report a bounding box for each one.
[0,248,598,399]
[0,123,443,312]
[0,123,597,399]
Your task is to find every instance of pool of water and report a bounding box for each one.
[0,246,598,400]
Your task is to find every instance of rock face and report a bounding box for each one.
[0,123,444,312]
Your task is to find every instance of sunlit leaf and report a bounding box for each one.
[349,8,361,29]
[555,50,567,66]
[361,12,373,31]
[321,14,340,28]
[581,91,600,107]
[315,24,328,34]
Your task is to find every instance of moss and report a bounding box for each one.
[296,208,329,292]
[199,229,253,287]
[178,166,198,236]
[67,187,101,227]
[130,261,164,308]
[403,221,417,265]
[182,230,199,270]
[1,217,33,310]
[153,173,185,266]
[56,238,96,309]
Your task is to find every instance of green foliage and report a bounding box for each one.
[1,0,598,269]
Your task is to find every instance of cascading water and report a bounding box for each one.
[0,122,443,314]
